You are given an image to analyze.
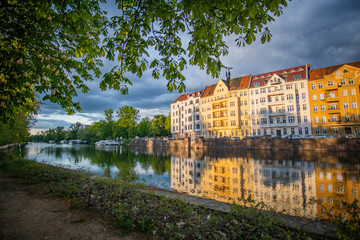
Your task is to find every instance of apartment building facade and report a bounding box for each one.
[200,76,251,138]
[249,65,312,137]
[308,61,360,137]
[170,90,203,138]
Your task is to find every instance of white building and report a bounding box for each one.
[249,65,312,137]
[170,90,203,138]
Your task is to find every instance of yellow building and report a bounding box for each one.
[201,76,251,138]
[315,162,360,219]
[308,62,360,137]
[201,156,254,205]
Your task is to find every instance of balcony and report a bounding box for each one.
[212,104,228,110]
[260,122,298,128]
[268,100,286,106]
[327,106,340,113]
[324,85,338,91]
[212,114,228,119]
[325,96,339,102]
[268,111,286,116]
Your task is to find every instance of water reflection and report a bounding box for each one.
[170,150,360,220]
[22,143,360,220]
[24,143,171,189]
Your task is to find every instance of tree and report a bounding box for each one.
[149,115,168,137]
[1,0,288,120]
[66,122,83,140]
[136,117,151,137]
[165,114,171,134]
[116,105,140,138]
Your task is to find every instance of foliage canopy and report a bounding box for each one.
[1,0,288,120]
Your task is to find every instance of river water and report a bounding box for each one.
[21,142,360,220]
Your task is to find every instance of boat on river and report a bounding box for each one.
[96,140,119,146]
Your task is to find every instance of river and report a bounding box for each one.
[20,142,360,220]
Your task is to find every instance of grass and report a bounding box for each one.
[0,152,347,239]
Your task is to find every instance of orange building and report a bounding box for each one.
[308,62,360,137]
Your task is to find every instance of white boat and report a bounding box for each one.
[96,140,119,146]
[69,140,82,144]
[105,140,119,145]
[96,140,107,146]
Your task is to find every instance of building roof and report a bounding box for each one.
[171,90,204,104]
[201,84,216,98]
[309,61,360,81]
[229,75,251,90]
[249,65,308,88]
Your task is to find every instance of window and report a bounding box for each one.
[315,128,320,134]
[244,91,247,96]
[342,90,347,96]
[287,94,293,100]
[231,121,236,126]
[303,104,307,110]
[298,127,302,134]
[321,105,325,111]
[323,128,327,134]
[355,127,359,133]
[333,128,338,134]
[304,116,308,122]
[322,116,326,123]
[352,101,357,108]
[260,97,266,103]
[318,82,323,89]
[331,115,337,122]
[301,82,305,88]
[340,79,346,85]
[302,93,306,99]
[344,102,349,109]
[350,89,356,95]
[314,117,319,123]
[349,78,354,84]
[261,118,267,124]
[283,128,287,135]
[230,101,235,107]
[319,93,324,100]
[287,105,294,111]
[345,114,350,121]
[312,94,317,100]
[305,127,309,134]
[297,116,301,123]
[328,81,333,86]
[313,105,318,112]
[288,116,295,123]
[311,83,316,89]
[353,114,359,121]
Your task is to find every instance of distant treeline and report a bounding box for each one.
[29,106,171,143]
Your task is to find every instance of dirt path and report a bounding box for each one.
[0,172,145,240]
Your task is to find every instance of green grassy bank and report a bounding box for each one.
[0,152,357,239]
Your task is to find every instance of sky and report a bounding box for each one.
[30,0,360,134]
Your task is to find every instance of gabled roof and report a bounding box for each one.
[249,64,308,88]
[171,90,204,104]
[201,84,216,98]
[309,61,360,81]
[229,75,251,90]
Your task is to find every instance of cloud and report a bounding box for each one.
[31,0,360,133]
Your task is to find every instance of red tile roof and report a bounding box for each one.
[229,75,251,90]
[309,61,360,81]
[201,84,216,98]
[249,65,308,88]
[171,90,204,104]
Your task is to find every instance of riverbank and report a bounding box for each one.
[1,152,350,239]
[0,171,145,240]
[131,137,360,151]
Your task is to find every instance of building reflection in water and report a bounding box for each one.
[170,150,360,220]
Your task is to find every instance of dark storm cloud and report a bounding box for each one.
[31,0,360,133]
